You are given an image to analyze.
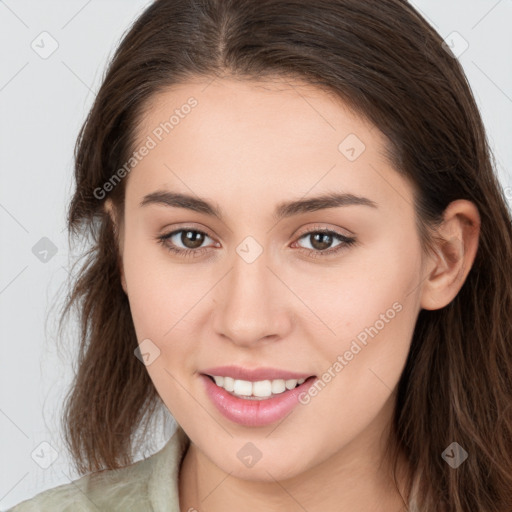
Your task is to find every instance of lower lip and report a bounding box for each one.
[200,374,317,427]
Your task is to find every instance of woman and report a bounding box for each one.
[10,0,512,510]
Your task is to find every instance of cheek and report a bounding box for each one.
[122,228,195,332]
[291,234,421,410]
[288,247,420,454]
[122,237,201,415]
[122,232,212,380]
[288,233,420,346]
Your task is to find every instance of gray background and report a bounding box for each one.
[1,0,511,509]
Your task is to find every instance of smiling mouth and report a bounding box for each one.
[203,374,317,400]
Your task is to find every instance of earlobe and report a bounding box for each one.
[420,199,480,311]
[120,272,128,295]
[103,198,117,236]
[103,198,128,295]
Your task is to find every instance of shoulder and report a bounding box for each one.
[7,456,154,512]
[7,426,190,512]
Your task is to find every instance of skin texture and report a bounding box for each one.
[106,77,480,511]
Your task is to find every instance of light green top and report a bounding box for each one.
[8,425,190,512]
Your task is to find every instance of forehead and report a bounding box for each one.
[125,77,413,219]
[134,76,374,151]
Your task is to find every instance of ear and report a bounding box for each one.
[103,198,128,295]
[420,199,481,311]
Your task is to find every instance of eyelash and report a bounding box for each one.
[156,226,357,259]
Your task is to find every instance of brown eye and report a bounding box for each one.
[308,232,335,251]
[180,230,206,249]
[294,229,357,257]
[157,228,216,257]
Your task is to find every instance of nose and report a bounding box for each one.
[211,248,293,348]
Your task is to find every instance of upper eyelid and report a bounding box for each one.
[163,221,351,237]
[162,223,215,239]
[163,225,351,247]
[294,223,353,238]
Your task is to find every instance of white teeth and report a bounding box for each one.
[223,376,235,392]
[233,379,253,396]
[253,380,272,397]
[210,375,309,398]
[271,379,286,394]
[285,379,298,390]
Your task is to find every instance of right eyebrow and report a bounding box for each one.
[140,190,222,218]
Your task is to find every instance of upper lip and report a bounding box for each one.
[201,365,315,382]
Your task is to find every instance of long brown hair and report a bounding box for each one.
[58,0,512,510]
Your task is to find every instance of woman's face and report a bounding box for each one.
[116,77,429,481]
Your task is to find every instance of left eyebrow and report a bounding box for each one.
[273,192,378,220]
[139,190,378,221]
